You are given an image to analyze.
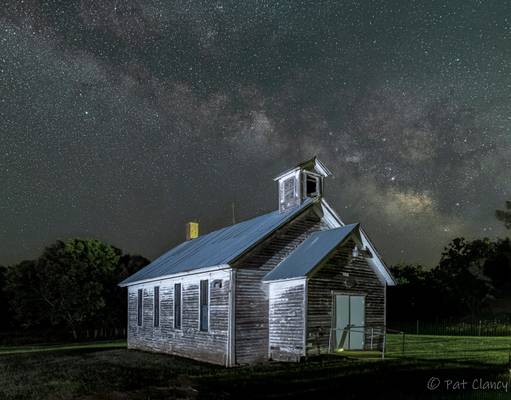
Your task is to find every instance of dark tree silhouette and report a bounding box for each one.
[389,237,511,322]
[433,238,496,318]
[5,239,149,340]
[388,264,441,322]
[6,260,48,328]
[0,265,14,329]
[496,201,511,229]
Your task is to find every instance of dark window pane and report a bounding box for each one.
[137,289,143,326]
[174,283,181,329]
[200,280,209,331]
[154,286,160,327]
[306,175,318,196]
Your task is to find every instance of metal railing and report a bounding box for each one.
[328,325,387,356]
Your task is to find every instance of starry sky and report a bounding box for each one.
[1,0,510,267]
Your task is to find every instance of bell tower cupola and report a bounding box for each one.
[273,156,332,212]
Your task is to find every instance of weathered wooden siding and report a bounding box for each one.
[306,239,385,355]
[268,279,306,362]
[232,207,328,364]
[127,268,231,365]
[126,204,387,365]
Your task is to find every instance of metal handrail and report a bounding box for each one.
[328,325,388,356]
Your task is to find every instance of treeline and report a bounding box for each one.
[388,237,511,323]
[1,203,509,343]
[0,239,149,343]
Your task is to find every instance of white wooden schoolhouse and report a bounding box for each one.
[119,157,395,366]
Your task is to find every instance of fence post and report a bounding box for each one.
[370,328,374,350]
[478,320,482,337]
[416,320,419,335]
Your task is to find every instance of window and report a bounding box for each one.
[199,280,209,332]
[174,283,181,329]
[304,172,320,197]
[153,286,160,327]
[137,289,143,326]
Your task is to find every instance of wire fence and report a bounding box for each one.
[391,320,511,337]
[327,325,511,366]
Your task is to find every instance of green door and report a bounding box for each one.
[335,294,365,350]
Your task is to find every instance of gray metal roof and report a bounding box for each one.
[119,198,316,286]
[262,223,360,282]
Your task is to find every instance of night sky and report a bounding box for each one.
[1,1,510,267]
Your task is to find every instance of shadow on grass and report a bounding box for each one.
[197,356,509,400]
[0,348,508,400]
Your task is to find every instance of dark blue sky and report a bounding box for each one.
[1,1,510,267]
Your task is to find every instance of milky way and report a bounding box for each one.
[1,1,510,267]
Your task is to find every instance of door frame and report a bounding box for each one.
[331,291,366,350]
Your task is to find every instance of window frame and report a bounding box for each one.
[153,286,160,328]
[199,279,210,332]
[137,288,143,327]
[174,283,182,330]
[303,171,321,198]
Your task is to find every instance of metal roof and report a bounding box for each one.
[262,223,360,282]
[119,198,316,286]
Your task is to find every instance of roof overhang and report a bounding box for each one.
[319,198,397,286]
[262,223,361,282]
[262,276,307,284]
[118,264,231,287]
[273,156,333,181]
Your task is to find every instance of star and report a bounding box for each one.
[0,1,508,268]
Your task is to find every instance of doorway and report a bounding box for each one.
[334,294,365,350]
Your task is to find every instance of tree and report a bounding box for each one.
[496,201,511,229]
[388,264,443,321]
[5,239,150,340]
[7,239,121,339]
[94,253,150,333]
[390,237,511,322]
[482,238,511,311]
[6,260,48,328]
[0,265,14,329]
[36,239,122,339]
[432,238,496,318]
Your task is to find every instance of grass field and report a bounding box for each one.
[0,336,509,399]
[0,339,126,355]
[385,333,511,365]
